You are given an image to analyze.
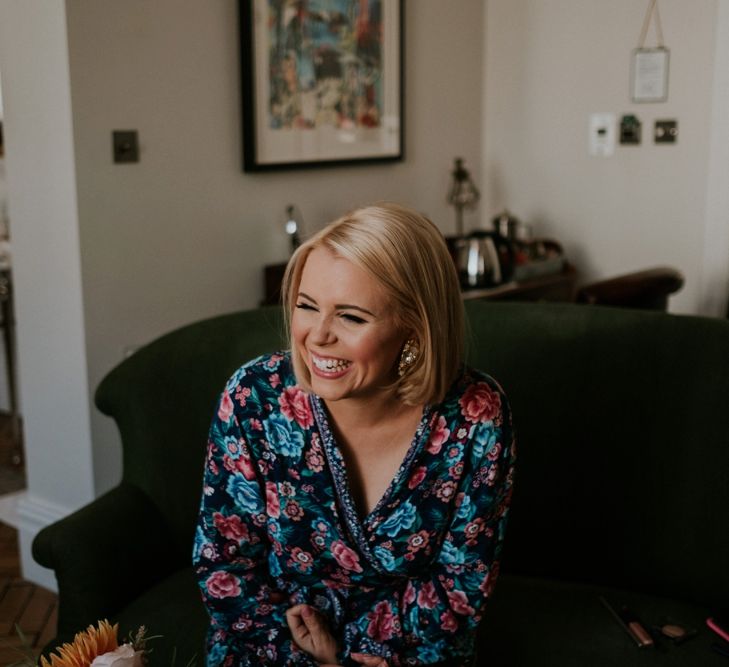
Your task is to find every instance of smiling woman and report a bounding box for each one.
[193,203,516,667]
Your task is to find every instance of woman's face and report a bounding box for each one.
[291,245,408,405]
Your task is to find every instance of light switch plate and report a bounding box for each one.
[113,130,139,163]
[589,113,616,156]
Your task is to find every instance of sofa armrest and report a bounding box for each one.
[33,482,180,636]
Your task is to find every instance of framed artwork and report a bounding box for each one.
[239,0,403,172]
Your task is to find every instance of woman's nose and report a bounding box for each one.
[311,315,335,345]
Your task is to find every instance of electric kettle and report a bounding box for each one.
[453,230,515,289]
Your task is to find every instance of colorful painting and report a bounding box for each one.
[241,0,402,171]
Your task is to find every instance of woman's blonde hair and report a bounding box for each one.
[281,203,464,406]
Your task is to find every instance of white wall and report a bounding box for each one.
[65,0,487,493]
[0,0,95,589]
[482,0,726,314]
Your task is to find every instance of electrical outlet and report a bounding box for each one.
[654,120,678,144]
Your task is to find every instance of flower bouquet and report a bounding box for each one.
[7,619,196,667]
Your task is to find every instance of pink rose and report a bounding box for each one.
[487,441,502,462]
[448,589,476,616]
[427,416,450,454]
[403,581,416,606]
[407,465,427,490]
[223,453,257,481]
[90,644,143,667]
[366,601,395,642]
[266,482,280,518]
[330,540,363,573]
[407,530,429,553]
[206,571,241,599]
[440,610,458,632]
[279,387,314,428]
[218,390,234,422]
[459,383,502,424]
[416,581,438,609]
[213,513,250,541]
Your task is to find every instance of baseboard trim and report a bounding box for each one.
[13,492,73,592]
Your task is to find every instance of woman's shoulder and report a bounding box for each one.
[222,350,295,394]
[442,365,512,426]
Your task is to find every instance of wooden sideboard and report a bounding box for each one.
[261,262,577,306]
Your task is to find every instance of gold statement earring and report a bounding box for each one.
[398,339,419,377]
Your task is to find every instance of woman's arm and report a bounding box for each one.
[193,372,317,666]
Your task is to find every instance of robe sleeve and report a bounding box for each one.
[193,380,317,666]
[339,393,516,667]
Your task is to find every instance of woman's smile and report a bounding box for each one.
[310,353,353,377]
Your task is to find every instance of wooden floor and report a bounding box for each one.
[0,521,57,664]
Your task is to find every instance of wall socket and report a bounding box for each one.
[655,120,678,144]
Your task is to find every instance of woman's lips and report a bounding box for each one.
[310,353,352,379]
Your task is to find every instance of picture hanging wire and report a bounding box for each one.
[637,0,665,49]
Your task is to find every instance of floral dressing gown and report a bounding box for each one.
[193,352,515,666]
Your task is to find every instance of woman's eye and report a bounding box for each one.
[341,313,366,324]
[295,303,316,311]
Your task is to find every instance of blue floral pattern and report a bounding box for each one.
[193,352,515,666]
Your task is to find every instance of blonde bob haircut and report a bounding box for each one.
[281,202,464,406]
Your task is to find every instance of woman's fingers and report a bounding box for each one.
[285,605,310,642]
[350,653,388,666]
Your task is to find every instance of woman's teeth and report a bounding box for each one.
[313,356,351,373]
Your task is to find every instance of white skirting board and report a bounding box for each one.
[1,491,72,592]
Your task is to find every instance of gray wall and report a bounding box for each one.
[482,0,725,314]
[65,0,487,493]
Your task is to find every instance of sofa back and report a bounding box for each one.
[464,301,729,610]
[95,307,287,565]
[95,301,729,607]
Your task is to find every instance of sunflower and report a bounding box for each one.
[39,620,119,667]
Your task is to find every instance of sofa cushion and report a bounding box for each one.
[477,574,727,666]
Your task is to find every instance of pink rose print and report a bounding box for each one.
[223,453,257,481]
[330,540,364,573]
[290,547,314,573]
[459,382,502,424]
[464,518,485,546]
[213,512,250,541]
[416,581,438,609]
[269,373,281,388]
[234,385,251,407]
[447,589,476,616]
[206,571,241,599]
[427,415,451,454]
[266,482,280,518]
[407,530,430,553]
[487,441,502,462]
[407,465,427,490]
[366,600,396,642]
[218,390,234,422]
[403,581,416,606]
[279,386,314,429]
[305,449,325,472]
[440,610,458,633]
[435,480,457,502]
[284,500,304,521]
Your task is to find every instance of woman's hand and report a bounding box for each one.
[318,655,389,667]
[285,604,340,665]
[349,653,389,666]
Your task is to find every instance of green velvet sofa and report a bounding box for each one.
[33,301,729,666]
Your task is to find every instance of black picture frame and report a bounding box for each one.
[239,0,404,172]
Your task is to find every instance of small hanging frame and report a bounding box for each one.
[631,0,669,103]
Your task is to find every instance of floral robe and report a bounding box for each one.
[193,352,515,667]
